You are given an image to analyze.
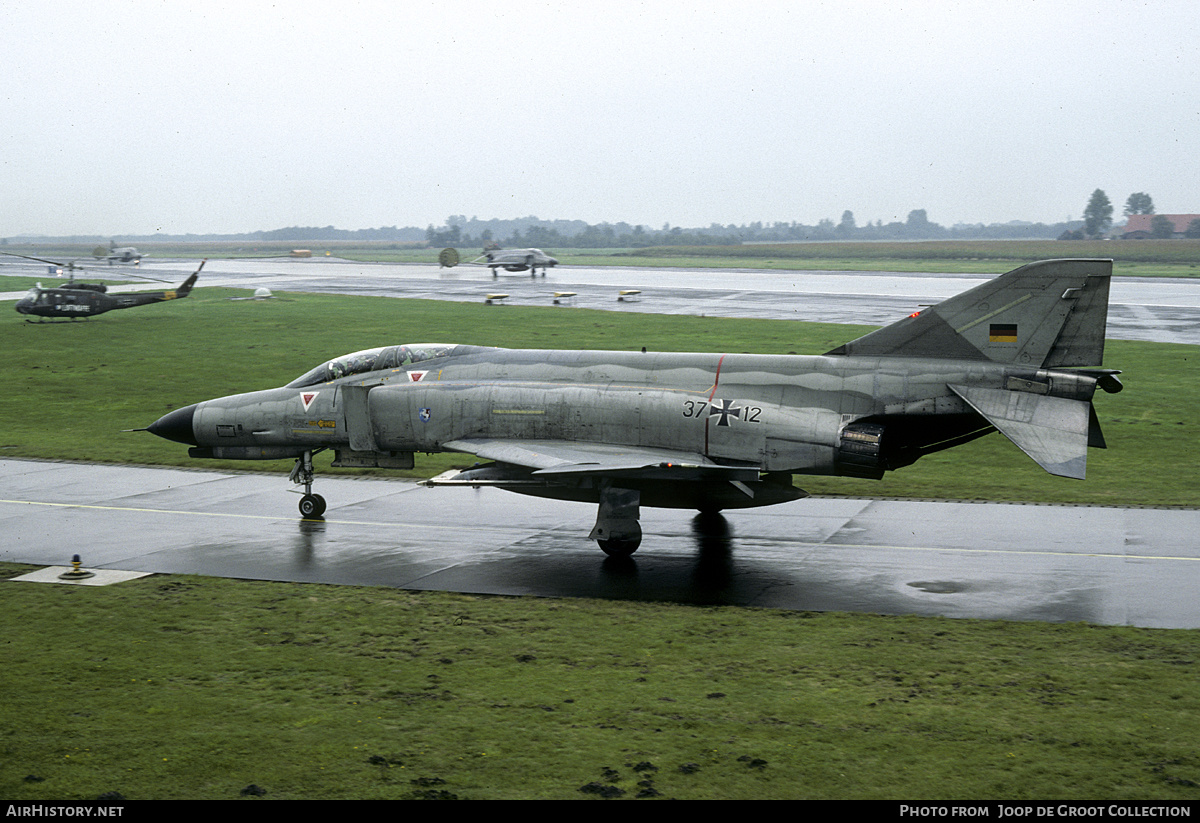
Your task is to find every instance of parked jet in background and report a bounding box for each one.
[145,259,1122,556]
[103,242,144,264]
[439,245,559,276]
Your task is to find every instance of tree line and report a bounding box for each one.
[1067,190,1200,240]
[12,192,1193,247]
[423,210,1086,249]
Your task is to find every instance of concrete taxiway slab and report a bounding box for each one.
[10,566,154,586]
[3,458,1197,629]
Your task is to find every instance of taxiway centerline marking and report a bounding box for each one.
[0,498,524,535]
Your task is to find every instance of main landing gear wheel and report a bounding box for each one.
[597,538,640,557]
[299,493,326,518]
[591,484,642,557]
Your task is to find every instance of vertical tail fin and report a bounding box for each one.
[826,259,1113,368]
[174,260,205,298]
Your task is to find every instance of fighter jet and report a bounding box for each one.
[103,242,144,265]
[441,245,559,277]
[15,261,204,321]
[144,259,1122,556]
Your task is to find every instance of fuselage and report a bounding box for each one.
[151,344,1100,480]
[16,286,110,317]
[484,248,558,271]
[106,248,142,263]
[16,286,175,318]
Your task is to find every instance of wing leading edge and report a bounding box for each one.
[438,438,761,483]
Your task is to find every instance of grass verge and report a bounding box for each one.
[2,562,1198,800]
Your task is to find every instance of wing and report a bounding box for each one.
[440,438,761,483]
[425,438,806,510]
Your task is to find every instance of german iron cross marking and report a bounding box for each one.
[708,398,741,427]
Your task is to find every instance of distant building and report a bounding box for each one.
[1120,214,1200,239]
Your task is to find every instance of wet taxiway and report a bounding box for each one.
[4,256,1200,345]
[171,257,1200,345]
[4,459,1197,628]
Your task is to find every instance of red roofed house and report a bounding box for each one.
[1120,214,1200,239]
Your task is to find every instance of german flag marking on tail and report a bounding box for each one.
[989,323,1018,343]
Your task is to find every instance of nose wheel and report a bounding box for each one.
[289,449,328,518]
[299,493,326,518]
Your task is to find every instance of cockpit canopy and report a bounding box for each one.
[18,287,53,307]
[285,343,468,388]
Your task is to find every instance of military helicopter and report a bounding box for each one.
[11,258,204,322]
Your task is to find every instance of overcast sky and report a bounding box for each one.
[3,0,1197,237]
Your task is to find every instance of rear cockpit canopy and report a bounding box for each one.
[286,343,467,388]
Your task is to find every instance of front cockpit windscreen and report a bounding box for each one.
[286,344,463,388]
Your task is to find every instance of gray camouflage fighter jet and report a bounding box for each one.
[145,258,1122,556]
[102,242,144,264]
[441,245,559,276]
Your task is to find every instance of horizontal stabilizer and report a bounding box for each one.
[948,385,1091,479]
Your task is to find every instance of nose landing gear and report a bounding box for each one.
[298,493,326,518]
[290,449,327,518]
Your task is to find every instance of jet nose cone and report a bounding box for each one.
[148,403,199,445]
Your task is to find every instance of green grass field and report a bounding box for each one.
[3,273,1199,800]
[2,564,1198,801]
